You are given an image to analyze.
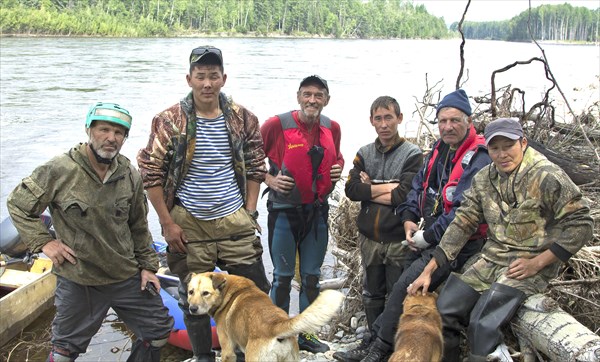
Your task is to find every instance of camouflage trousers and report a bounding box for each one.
[458,258,551,296]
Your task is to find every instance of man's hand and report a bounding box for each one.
[141,269,161,293]
[506,257,542,280]
[267,171,295,195]
[359,171,371,184]
[402,221,423,252]
[42,239,77,266]
[162,222,187,253]
[407,259,438,295]
[330,164,343,183]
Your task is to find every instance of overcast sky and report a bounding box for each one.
[413,0,600,25]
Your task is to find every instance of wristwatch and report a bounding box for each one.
[247,209,259,220]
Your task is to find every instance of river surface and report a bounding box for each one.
[0,37,598,361]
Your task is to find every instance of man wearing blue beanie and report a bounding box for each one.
[336,89,492,362]
[436,89,472,118]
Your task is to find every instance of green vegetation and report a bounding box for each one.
[455,3,599,42]
[1,1,596,41]
[0,0,448,38]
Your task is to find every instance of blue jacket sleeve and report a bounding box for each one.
[422,148,491,245]
[398,159,428,224]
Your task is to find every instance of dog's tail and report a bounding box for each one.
[274,289,344,339]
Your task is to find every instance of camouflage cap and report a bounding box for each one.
[484,118,524,146]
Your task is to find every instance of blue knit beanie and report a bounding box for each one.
[436,89,472,117]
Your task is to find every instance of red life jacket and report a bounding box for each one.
[422,126,488,238]
[267,111,337,205]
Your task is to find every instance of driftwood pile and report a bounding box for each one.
[325,78,600,360]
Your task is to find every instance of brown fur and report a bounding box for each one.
[388,293,443,362]
[186,272,344,362]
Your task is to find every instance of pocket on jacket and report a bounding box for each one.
[506,201,541,243]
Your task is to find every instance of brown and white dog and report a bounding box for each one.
[388,292,443,362]
[186,272,344,362]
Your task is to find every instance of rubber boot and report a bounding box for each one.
[127,336,168,362]
[360,337,392,362]
[363,297,385,334]
[184,314,215,362]
[436,274,480,362]
[467,283,525,360]
[227,259,271,294]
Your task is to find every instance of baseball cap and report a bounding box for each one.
[484,118,524,146]
[189,46,223,65]
[299,75,329,92]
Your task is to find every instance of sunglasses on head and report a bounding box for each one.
[189,46,222,64]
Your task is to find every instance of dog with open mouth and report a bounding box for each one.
[186,271,344,362]
[388,292,443,362]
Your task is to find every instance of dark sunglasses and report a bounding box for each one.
[189,46,223,64]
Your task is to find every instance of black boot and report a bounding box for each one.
[127,337,167,362]
[467,283,525,360]
[360,337,392,362]
[227,259,271,294]
[183,314,216,362]
[436,274,480,362]
[332,332,372,361]
[363,297,385,333]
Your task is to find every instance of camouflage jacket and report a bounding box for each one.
[137,91,266,210]
[434,147,593,280]
[7,143,158,285]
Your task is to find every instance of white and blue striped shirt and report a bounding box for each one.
[176,114,243,220]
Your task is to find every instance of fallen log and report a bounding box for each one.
[513,294,600,362]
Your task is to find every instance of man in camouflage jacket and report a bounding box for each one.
[137,45,269,362]
[7,102,173,362]
[409,118,593,362]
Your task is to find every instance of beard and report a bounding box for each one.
[89,141,119,164]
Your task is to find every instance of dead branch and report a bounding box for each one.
[455,0,471,90]
[526,0,600,166]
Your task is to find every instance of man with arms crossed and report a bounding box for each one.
[339,96,422,359]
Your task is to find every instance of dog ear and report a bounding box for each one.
[184,272,195,285]
[210,273,227,291]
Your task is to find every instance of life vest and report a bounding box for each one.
[267,111,337,205]
[422,126,487,238]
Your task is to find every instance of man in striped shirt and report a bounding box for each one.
[138,46,269,362]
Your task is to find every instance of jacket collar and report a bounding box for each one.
[375,133,405,153]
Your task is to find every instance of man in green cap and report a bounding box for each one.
[7,102,173,362]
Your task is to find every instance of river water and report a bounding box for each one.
[0,37,598,360]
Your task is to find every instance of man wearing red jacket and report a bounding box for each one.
[261,75,344,354]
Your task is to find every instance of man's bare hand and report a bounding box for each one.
[163,222,187,253]
[359,171,371,184]
[506,257,541,280]
[268,171,295,195]
[330,164,343,183]
[42,239,77,266]
[141,269,161,293]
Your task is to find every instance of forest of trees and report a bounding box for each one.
[456,3,599,42]
[1,0,597,41]
[0,0,448,38]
